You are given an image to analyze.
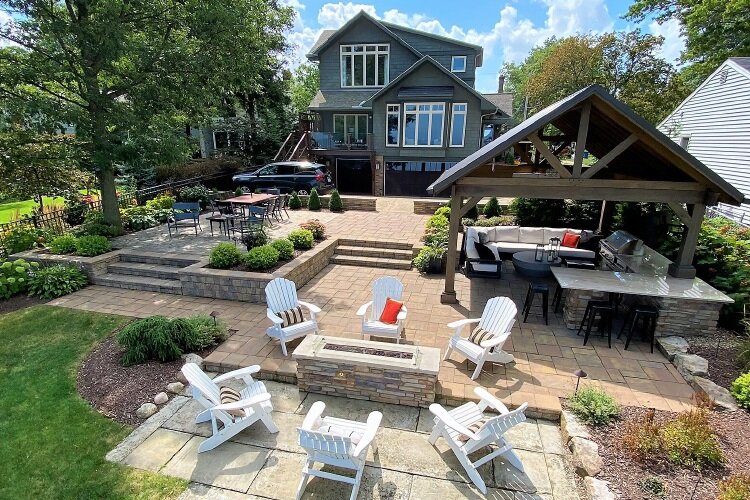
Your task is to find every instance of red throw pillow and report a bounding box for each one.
[379,298,403,324]
[562,232,581,248]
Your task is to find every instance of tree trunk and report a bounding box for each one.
[98,167,121,231]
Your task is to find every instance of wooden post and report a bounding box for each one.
[441,188,462,304]
[668,203,705,279]
[572,102,591,178]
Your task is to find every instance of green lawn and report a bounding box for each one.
[0,190,101,224]
[0,306,187,499]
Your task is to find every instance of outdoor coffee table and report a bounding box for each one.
[512,250,562,277]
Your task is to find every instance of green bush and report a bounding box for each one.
[244,245,279,270]
[719,474,750,500]
[75,235,112,257]
[234,187,243,196]
[178,184,212,208]
[180,316,228,351]
[661,409,724,468]
[2,226,53,255]
[434,206,451,218]
[240,230,268,250]
[120,205,158,231]
[328,189,343,211]
[271,239,294,260]
[467,215,517,227]
[49,234,78,255]
[27,264,87,299]
[423,214,449,247]
[289,191,302,210]
[568,388,620,425]
[64,193,89,226]
[730,372,750,409]
[307,188,321,210]
[209,242,243,269]
[0,259,38,299]
[299,219,326,240]
[483,197,502,217]
[413,244,446,273]
[510,197,566,226]
[287,229,314,250]
[465,205,479,220]
[75,210,115,237]
[145,193,175,210]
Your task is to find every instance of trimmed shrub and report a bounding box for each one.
[299,219,326,240]
[730,372,750,409]
[175,316,228,352]
[271,239,294,260]
[289,191,302,209]
[469,215,517,227]
[568,388,620,425]
[145,193,175,210]
[49,234,78,255]
[244,245,279,270]
[661,408,724,468]
[0,259,38,298]
[27,264,87,299]
[413,244,445,273]
[2,226,53,255]
[287,229,314,250]
[209,242,243,269]
[465,205,479,220]
[328,189,343,211]
[434,206,451,218]
[483,196,502,217]
[307,188,321,210]
[241,230,269,250]
[719,474,750,500]
[75,235,111,257]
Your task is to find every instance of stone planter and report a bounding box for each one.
[12,248,122,280]
[293,335,441,407]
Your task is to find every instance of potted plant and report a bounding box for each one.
[413,242,447,274]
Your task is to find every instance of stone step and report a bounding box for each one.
[107,261,181,280]
[91,273,183,294]
[118,251,198,268]
[330,254,413,270]
[336,238,413,251]
[334,245,413,260]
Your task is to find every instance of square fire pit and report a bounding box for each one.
[293,335,441,407]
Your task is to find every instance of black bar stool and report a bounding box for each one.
[522,283,549,325]
[577,300,614,348]
[618,304,659,352]
[552,286,564,313]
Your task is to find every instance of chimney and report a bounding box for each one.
[498,74,506,93]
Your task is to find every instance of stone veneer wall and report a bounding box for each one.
[296,195,376,211]
[179,239,338,302]
[563,288,724,337]
[13,249,121,280]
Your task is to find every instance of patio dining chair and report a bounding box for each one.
[167,202,201,237]
[429,387,528,494]
[271,195,285,221]
[228,206,265,245]
[206,200,239,238]
[261,199,276,227]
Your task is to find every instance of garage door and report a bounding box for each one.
[384,161,455,197]
[335,159,372,194]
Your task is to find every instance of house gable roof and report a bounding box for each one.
[379,22,484,66]
[482,93,513,117]
[427,84,745,205]
[359,56,497,111]
[728,57,750,75]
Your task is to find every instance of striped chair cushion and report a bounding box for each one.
[276,306,306,328]
[458,418,490,442]
[468,325,494,346]
[219,386,244,417]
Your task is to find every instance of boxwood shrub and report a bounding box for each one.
[244,245,279,270]
[287,229,314,250]
[209,242,243,269]
[271,239,294,260]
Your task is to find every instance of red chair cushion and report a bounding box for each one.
[562,232,581,248]
[379,298,404,324]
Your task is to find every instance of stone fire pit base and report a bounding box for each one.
[293,335,440,407]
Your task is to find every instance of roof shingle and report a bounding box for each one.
[308,89,377,110]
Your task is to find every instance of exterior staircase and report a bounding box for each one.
[331,239,414,270]
[91,252,199,294]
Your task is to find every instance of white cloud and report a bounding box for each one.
[317,2,376,29]
[649,18,684,64]
[0,10,16,48]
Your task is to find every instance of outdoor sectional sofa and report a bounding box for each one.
[462,226,597,277]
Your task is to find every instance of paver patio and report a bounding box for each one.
[107,379,580,499]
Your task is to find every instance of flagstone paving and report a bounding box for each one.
[108,380,579,499]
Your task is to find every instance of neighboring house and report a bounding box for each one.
[297,11,512,196]
[659,57,750,224]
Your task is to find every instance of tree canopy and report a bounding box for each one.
[290,63,320,115]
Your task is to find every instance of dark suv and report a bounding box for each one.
[232,161,332,194]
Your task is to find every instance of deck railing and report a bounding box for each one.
[310,131,373,151]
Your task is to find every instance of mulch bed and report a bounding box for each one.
[586,406,750,499]
[688,328,746,389]
[0,294,48,315]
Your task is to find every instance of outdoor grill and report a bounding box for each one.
[599,230,644,272]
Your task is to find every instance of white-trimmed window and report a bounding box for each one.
[451,56,467,73]
[386,104,400,147]
[340,44,389,87]
[450,103,467,147]
[333,114,368,143]
[213,130,243,149]
[403,102,445,147]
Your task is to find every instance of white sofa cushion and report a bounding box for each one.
[519,227,545,244]
[493,226,519,243]
[544,228,568,242]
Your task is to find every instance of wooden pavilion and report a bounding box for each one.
[426,85,745,304]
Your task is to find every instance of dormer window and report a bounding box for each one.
[341,44,389,87]
[451,56,467,73]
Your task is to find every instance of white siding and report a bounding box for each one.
[659,61,750,224]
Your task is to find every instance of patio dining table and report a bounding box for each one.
[221,193,276,206]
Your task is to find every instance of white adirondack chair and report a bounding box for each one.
[356,276,407,343]
[296,401,382,500]
[444,296,517,380]
[265,277,321,356]
[429,387,528,494]
[181,363,278,453]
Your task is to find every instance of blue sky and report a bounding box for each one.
[284,0,685,93]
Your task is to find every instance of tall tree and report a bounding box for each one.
[290,63,319,115]
[626,0,750,84]
[0,0,293,230]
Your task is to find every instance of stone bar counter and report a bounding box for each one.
[552,267,733,338]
